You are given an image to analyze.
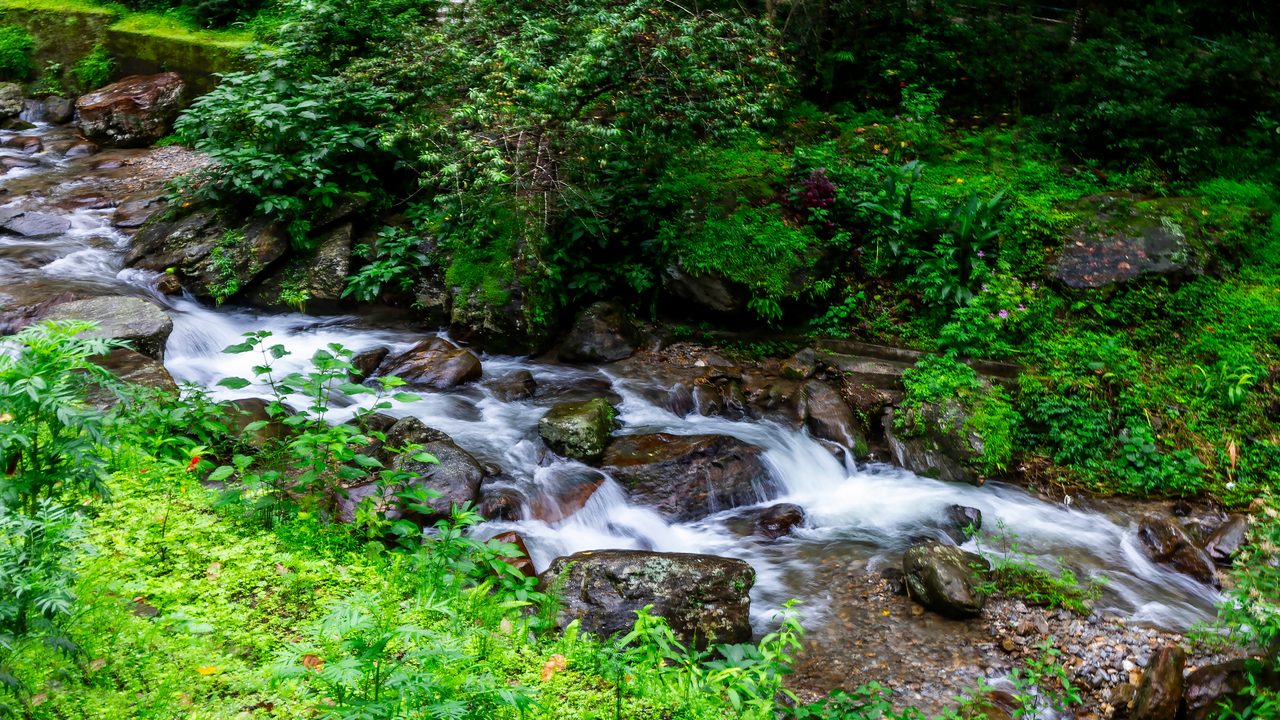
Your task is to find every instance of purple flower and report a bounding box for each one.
[998,309,1010,319]
[1017,304,1027,312]
[1030,283,1038,290]
[977,250,986,258]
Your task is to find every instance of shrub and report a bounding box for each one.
[898,354,1019,475]
[69,45,113,93]
[0,25,35,82]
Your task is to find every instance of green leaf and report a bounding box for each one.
[207,465,235,483]
[217,377,252,390]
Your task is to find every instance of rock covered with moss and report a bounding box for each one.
[538,398,617,464]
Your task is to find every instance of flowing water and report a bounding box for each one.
[2,121,1222,636]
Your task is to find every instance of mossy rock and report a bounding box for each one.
[538,398,618,464]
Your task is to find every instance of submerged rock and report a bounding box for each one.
[538,549,754,646]
[75,73,186,148]
[558,301,638,363]
[484,370,537,401]
[379,336,482,390]
[538,398,617,464]
[602,433,774,521]
[902,542,990,618]
[44,295,173,360]
[528,467,608,524]
[754,503,806,540]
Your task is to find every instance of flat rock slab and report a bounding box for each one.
[44,295,173,360]
[0,209,72,238]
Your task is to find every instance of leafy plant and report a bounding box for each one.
[972,522,1105,615]
[0,321,119,511]
[344,225,430,303]
[0,25,34,81]
[70,45,113,93]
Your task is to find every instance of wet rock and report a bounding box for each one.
[1131,645,1185,720]
[968,690,1020,720]
[883,404,984,485]
[64,141,98,158]
[75,73,186,148]
[154,273,182,295]
[0,209,71,238]
[1057,195,1205,289]
[125,211,288,301]
[1183,659,1254,720]
[1203,515,1249,567]
[378,418,483,524]
[602,433,774,522]
[538,398,617,464]
[477,484,525,521]
[44,296,173,360]
[942,505,983,544]
[741,374,807,426]
[220,398,293,450]
[249,223,353,310]
[902,542,991,618]
[334,480,397,525]
[3,135,42,154]
[380,336,482,390]
[349,346,389,382]
[489,531,536,578]
[781,348,821,380]
[1,156,38,171]
[558,301,637,363]
[1137,515,1218,586]
[538,550,754,646]
[22,96,73,124]
[112,191,168,230]
[0,83,22,118]
[804,379,868,454]
[485,370,537,402]
[1108,683,1137,719]
[528,467,608,523]
[96,347,177,393]
[880,567,908,595]
[755,503,806,540]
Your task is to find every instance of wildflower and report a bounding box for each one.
[187,455,201,471]
[1017,304,1027,312]
[998,309,1009,319]
[976,250,986,258]
[956,178,965,184]
[1030,283,1038,290]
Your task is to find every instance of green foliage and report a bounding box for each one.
[211,332,431,527]
[972,523,1105,615]
[0,322,119,511]
[69,44,112,92]
[344,225,430,303]
[1214,500,1280,718]
[0,24,34,81]
[174,50,394,249]
[898,355,1019,475]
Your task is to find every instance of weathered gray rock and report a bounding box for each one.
[538,550,754,646]
[755,503,806,540]
[538,398,617,464]
[0,209,71,238]
[804,379,867,454]
[884,404,984,485]
[22,96,73,124]
[602,433,774,522]
[379,336,482,390]
[96,347,177,393]
[662,264,745,313]
[0,83,22,118]
[558,301,637,363]
[1131,645,1185,720]
[484,370,537,402]
[1138,514,1218,586]
[1203,514,1249,566]
[941,505,983,544]
[75,73,186,148]
[375,417,483,524]
[44,296,173,360]
[349,346,389,382]
[902,542,990,618]
[1057,195,1204,289]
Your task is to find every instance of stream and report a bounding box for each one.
[1,120,1225,707]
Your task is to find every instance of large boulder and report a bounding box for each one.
[558,301,638,363]
[75,73,186,148]
[803,379,868,454]
[883,404,984,485]
[661,264,746,313]
[44,296,173,360]
[1182,659,1255,720]
[538,398,617,464]
[538,550,754,646]
[379,337,482,390]
[1203,514,1249,567]
[125,211,287,301]
[1131,645,1186,720]
[902,542,990,618]
[602,433,774,521]
[1137,515,1218,586]
[1057,195,1204,290]
[377,417,484,523]
[96,347,177,393]
[249,223,353,310]
[0,83,22,119]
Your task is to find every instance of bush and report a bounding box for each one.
[898,354,1019,475]
[69,45,113,93]
[0,25,35,82]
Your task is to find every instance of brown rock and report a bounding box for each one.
[490,531,536,578]
[75,73,186,148]
[380,337,482,389]
[1132,645,1186,720]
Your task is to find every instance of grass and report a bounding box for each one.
[0,0,116,15]
[0,0,254,48]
